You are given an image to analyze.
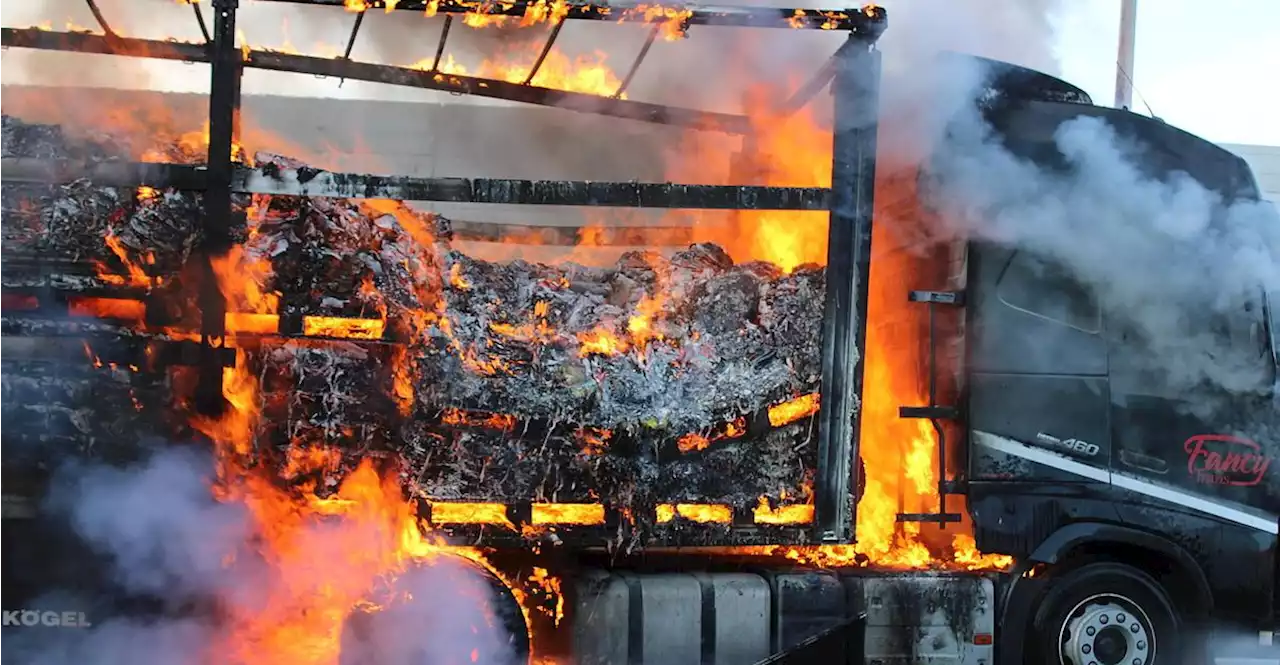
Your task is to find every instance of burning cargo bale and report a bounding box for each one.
[1,114,843,527]
[1,116,223,281]
[247,214,830,507]
[415,242,825,432]
[0,355,181,479]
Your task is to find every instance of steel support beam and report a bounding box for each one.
[336,9,366,87]
[614,24,660,99]
[195,0,241,416]
[83,0,117,36]
[263,0,888,34]
[191,0,212,43]
[243,49,748,133]
[812,34,880,543]
[0,28,207,61]
[774,38,861,117]
[0,159,207,188]
[0,157,829,209]
[523,20,565,85]
[237,166,831,209]
[0,28,748,134]
[430,15,453,71]
[1115,0,1138,109]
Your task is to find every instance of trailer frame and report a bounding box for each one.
[0,0,886,545]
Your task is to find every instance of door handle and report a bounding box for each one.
[1119,450,1168,474]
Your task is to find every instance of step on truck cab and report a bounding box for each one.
[2,2,1279,665]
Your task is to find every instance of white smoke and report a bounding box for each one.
[855,0,1279,403]
[340,563,522,665]
[49,447,260,599]
[927,105,1279,397]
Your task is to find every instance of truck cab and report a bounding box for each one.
[958,65,1280,663]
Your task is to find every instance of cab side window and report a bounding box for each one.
[995,250,1101,334]
[1213,288,1276,390]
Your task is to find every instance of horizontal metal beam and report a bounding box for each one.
[0,27,207,61]
[244,49,749,133]
[448,220,696,246]
[264,0,888,34]
[239,165,831,209]
[2,158,208,189]
[3,157,830,210]
[0,28,749,134]
[0,333,237,369]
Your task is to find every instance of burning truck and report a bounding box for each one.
[3,1,1280,664]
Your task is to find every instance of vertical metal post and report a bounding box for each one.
[196,0,241,416]
[813,35,880,543]
[1114,0,1138,109]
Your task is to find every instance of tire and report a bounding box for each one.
[1028,562,1181,665]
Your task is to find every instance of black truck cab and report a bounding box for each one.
[954,62,1280,663]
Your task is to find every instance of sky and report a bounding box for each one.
[1053,0,1280,146]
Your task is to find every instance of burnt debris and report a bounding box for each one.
[1,115,844,535]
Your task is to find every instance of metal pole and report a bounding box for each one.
[813,34,880,543]
[1115,0,1137,109]
[196,0,241,416]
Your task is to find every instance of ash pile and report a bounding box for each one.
[2,115,843,527]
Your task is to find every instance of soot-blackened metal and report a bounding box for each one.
[196,0,242,417]
[813,34,881,543]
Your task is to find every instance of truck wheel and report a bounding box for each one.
[1029,562,1180,665]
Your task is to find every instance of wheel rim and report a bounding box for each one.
[1057,593,1154,665]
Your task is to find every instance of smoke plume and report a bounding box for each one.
[927,104,1279,398]
[876,0,1278,405]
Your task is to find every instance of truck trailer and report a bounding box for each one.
[2,2,1279,665]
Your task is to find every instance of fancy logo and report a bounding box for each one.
[2,610,92,628]
[1184,434,1272,487]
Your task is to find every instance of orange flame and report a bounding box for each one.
[656,504,732,524]
[676,432,710,453]
[95,234,154,289]
[531,503,605,525]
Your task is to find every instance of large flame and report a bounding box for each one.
[191,353,538,663]
[662,84,1011,570]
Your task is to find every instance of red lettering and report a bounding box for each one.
[1183,434,1272,487]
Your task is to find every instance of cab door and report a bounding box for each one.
[966,244,1113,483]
